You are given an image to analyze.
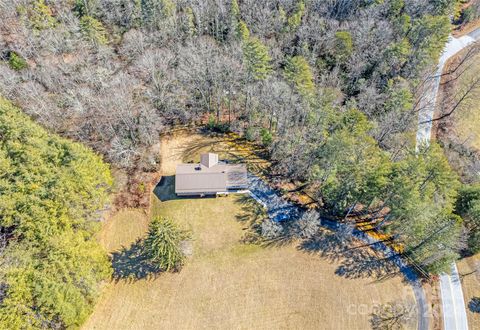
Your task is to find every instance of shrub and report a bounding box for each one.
[461,7,477,24]
[284,55,315,98]
[287,1,305,30]
[334,31,353,61]
[8,52,28,70]
[237,20,250,41]
[207,114,216,129]
[294,210,320,239]
[206,114,230,133]
[244,126,257,141]
[261,219,284,239]
[20,0,56,30]
[260,128,273,146]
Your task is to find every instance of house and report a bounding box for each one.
[175,153,248,196]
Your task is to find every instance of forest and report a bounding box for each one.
[1,0,480,328]
[0,98,112,328]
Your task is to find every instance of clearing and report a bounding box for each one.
[457,254,480,327]
[450,50,480,151]
[83,131,416,330]
[437,48,480,182]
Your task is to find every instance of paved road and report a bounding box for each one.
[415,30,480,330]
[468,28,480,40]
[247,175,429,330]
[247,29,480,330]
[416,33,476,148]
[440,264,469,330]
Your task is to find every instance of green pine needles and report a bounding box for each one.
[284,55,316,98]
[0,98,112,329]
[243,37,273,81]
[144,217,192,272]
[8,52,28,70]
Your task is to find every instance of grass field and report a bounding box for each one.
[83,131,417,330]
[448,52,480,151]
[457,254,480,327]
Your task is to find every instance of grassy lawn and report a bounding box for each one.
[97,209,149,252]
[83,131,416,330]
[457,255,480,326]
[448,52,480,151]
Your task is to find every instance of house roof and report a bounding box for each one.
[175,170,227,194]
[175,154,247,194]
[225,164,248,187]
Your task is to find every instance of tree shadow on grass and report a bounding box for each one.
[299,227,402,283]
[179,138,219,162]
[468,297,480,313]
[178,132,269,170]
[111,239,161,282]
[234,192,401,282]
[178,133,241,164]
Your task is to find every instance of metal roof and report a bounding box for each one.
[175,171,227,194]
[175,154,247,194]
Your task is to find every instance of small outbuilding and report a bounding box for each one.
[175,153,248,196]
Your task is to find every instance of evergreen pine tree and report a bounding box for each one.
[143,217,191,272]
[243,37,273,81]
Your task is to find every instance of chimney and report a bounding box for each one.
[200,153,218,168]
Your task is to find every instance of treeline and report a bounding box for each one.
[0,0,476,272]
[0,98,112,328]
[0,0,454,166]
[273,108,466,273]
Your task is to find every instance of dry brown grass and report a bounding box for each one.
[84,132,416,330]
[453,19,480,37]
[444,52,480,151]
[457,254,480,327]
[98,209,149,252]
[437,49,480,182]
[160,130,271,177]
[455,101,480,152]
[85,192,415,330]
